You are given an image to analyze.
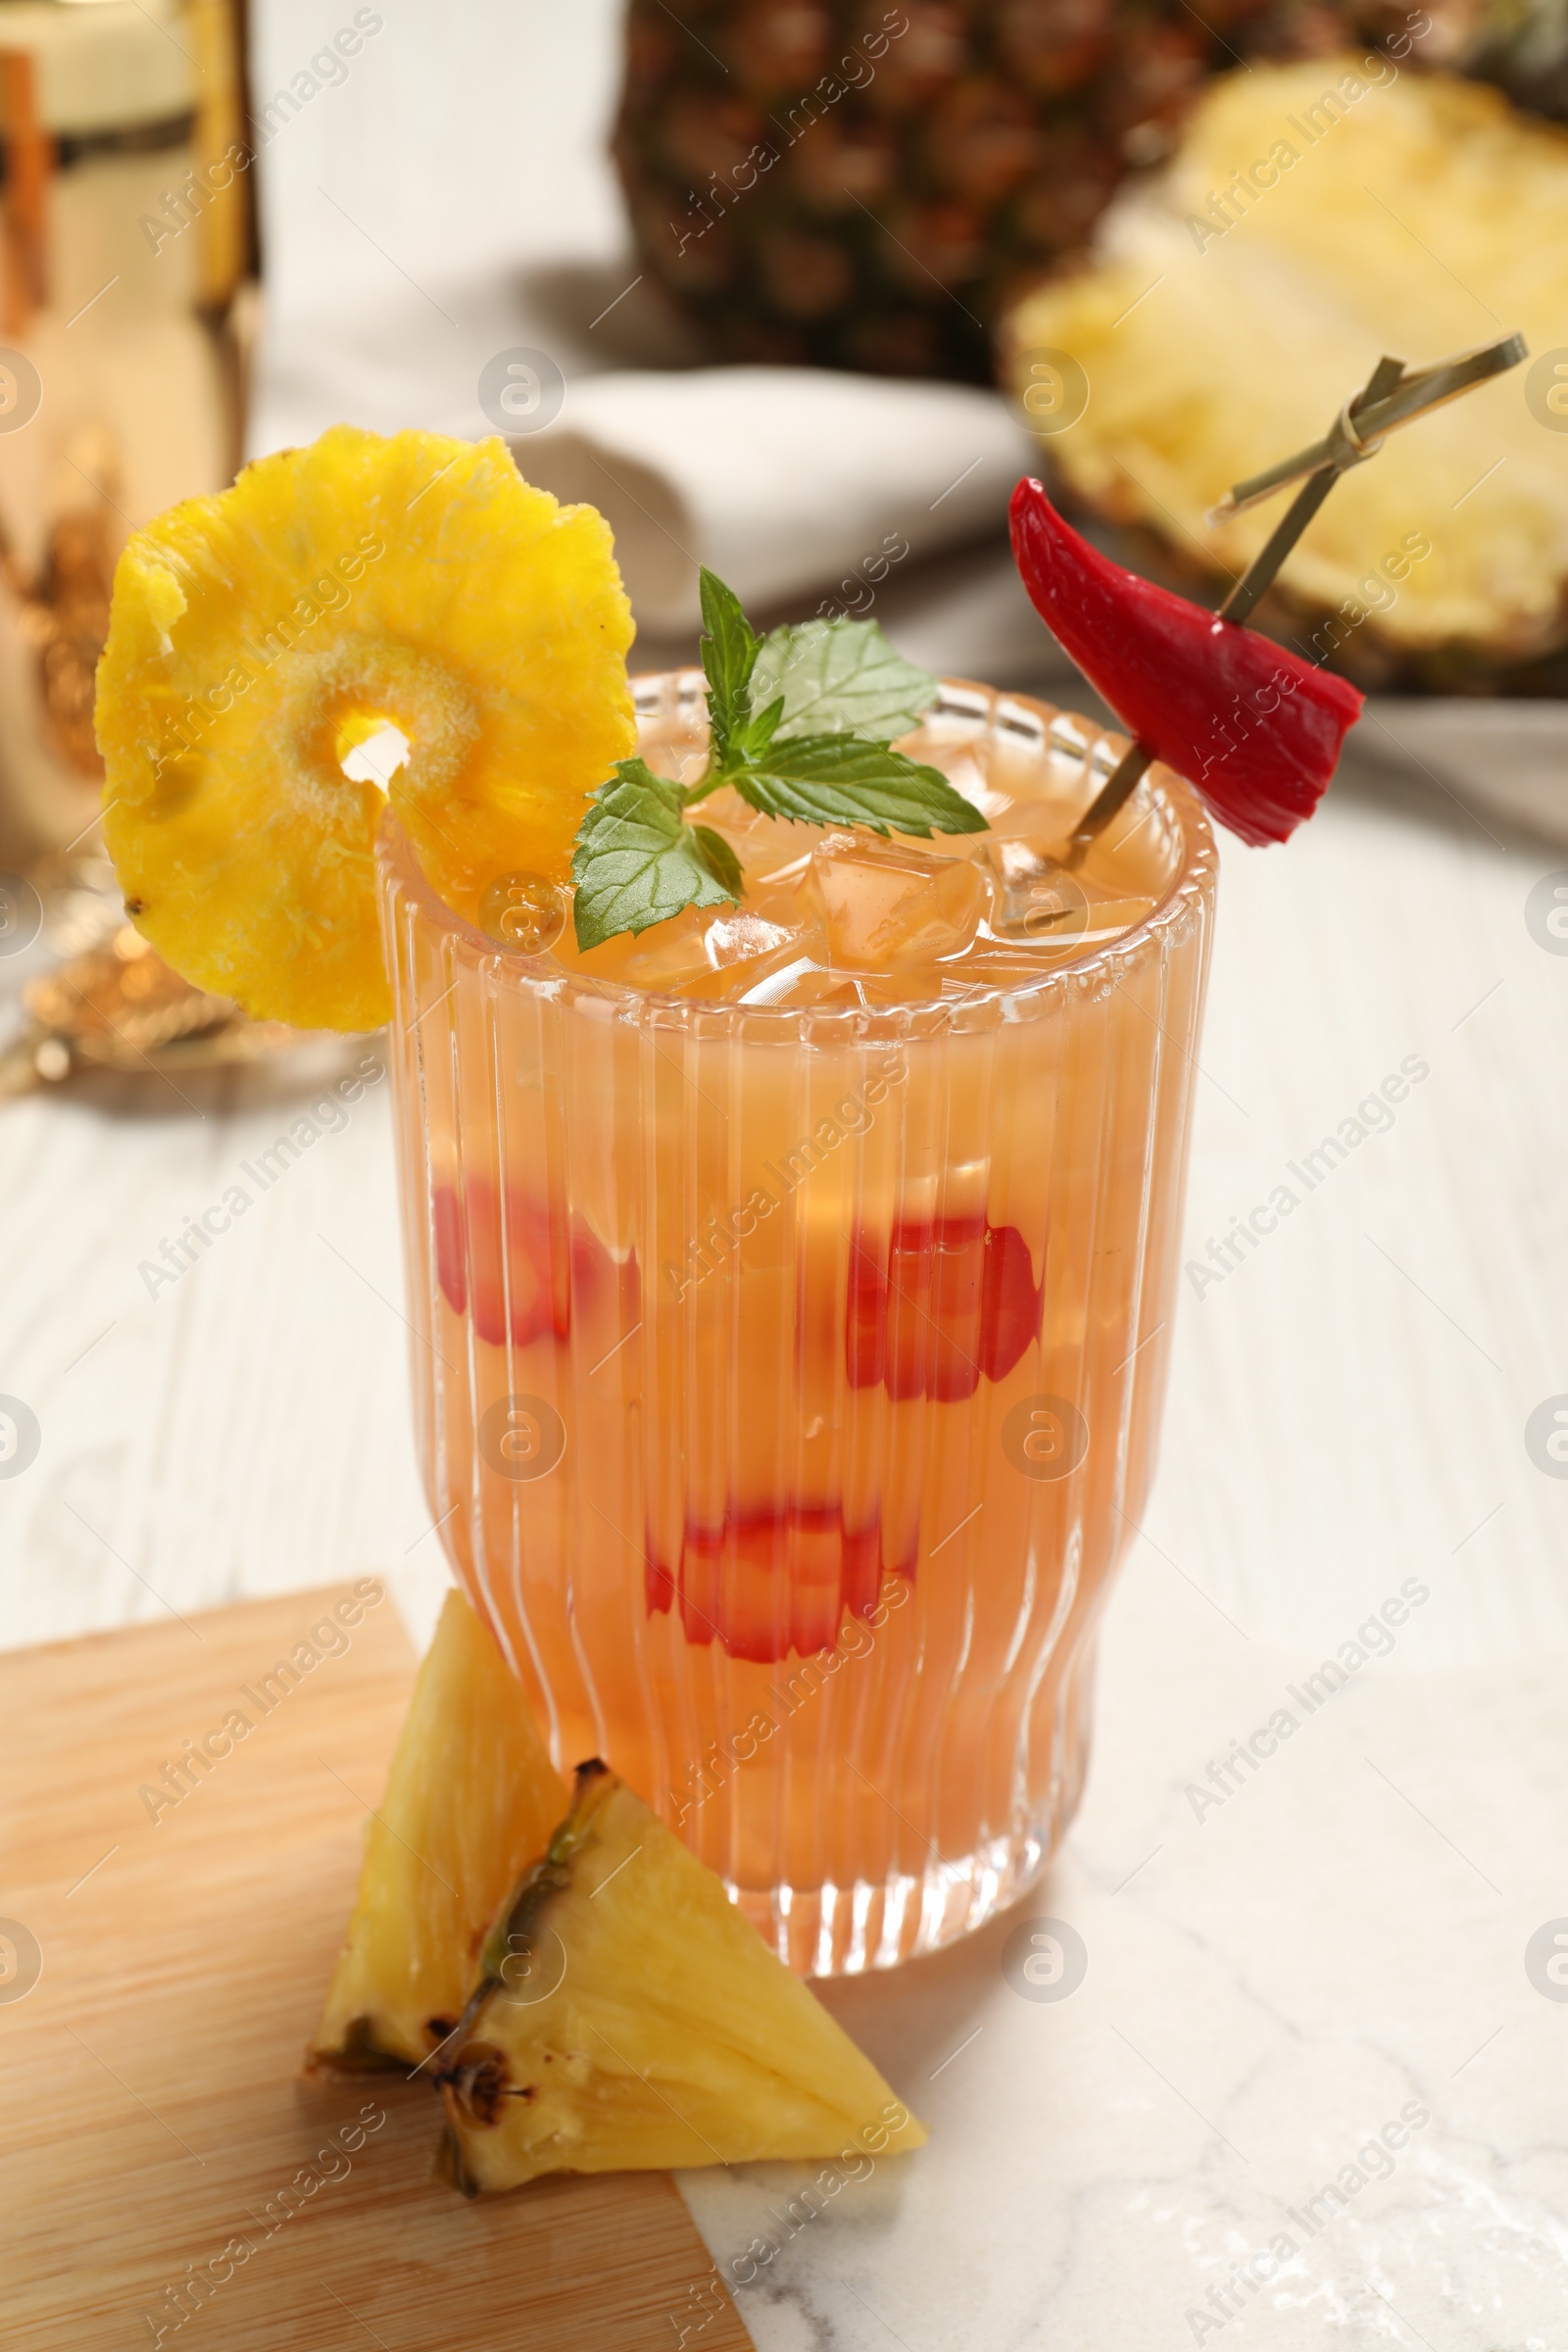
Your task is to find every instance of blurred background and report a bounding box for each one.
[3,0,1566,871]
[1,0,1565,1678]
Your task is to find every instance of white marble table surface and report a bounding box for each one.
[5,4,1568,2345]
[690,1558,1568,2351]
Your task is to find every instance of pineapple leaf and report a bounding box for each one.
[698,565,760,773]
[752,617,939,744]
[734,733,988,839]
[572,758,741,952]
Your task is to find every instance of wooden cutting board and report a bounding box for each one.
[1,1586,753,2352]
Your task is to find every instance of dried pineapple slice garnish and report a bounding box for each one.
[96,426,636,1028]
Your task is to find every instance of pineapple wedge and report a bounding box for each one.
[1006,63,1568,685]
[314,1590,924,2194]
[436,1763,927,2194]
[312,1589,567,2074]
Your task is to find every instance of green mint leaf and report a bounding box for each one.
[691,824,744,897]
[743,692,785,762]
[699,566,760,772]
[751,617,939,743]
[732,735,988,839]
[571,758,739,952]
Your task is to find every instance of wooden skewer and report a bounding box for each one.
[1208,334,1526,523]
[1062,332,1527,860]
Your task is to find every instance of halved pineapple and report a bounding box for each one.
[312,1589,567,2074]
[436,1763,926,2194]
[1006,64,1568,684]
[95,425,636,1030]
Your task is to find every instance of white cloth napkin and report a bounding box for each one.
[515,367,1036,635]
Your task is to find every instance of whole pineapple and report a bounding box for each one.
[612,0,1568,382]
[1461,0,1568,114]
[613,0,1359,381]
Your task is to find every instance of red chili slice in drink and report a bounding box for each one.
[433,1183,466,1315]
[433,1178,572,1348]
[846,1241,886,1391]
[840,1522,883,1623]
[1008,478,1362,846]
[883,1222,936,1402]
[847,1219,1041,1400]
[664,1507,897,1663]
[912,1218,987,1403]
[980,1222,1042,1382]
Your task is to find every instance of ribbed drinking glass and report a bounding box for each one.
[378,674,1216,1976]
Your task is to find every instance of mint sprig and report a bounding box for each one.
[571,760,739,947]
[571,568,985,953]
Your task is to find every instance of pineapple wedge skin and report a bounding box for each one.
[311,1590,568,2075]
[438,1765,926,2194]
[95,425,636,1031]
[1006,64,1568,684]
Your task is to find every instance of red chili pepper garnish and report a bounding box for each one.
[1009,479,1363,847]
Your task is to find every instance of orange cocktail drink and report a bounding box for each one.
[380,672,1215,1975]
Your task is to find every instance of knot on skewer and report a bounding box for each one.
[1328,397,1383,467]
[1207,334,1526,531]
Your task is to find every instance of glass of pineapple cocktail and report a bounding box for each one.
[92,417,1366,1985]
[83,400,1459,2155]
[379,667,1216,1977]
